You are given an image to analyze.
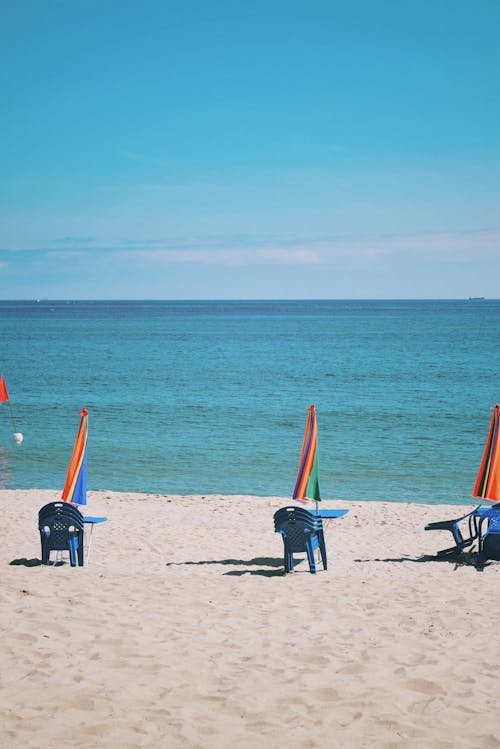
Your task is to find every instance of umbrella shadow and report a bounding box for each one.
[9,557,65,567]
[165,556,287,577]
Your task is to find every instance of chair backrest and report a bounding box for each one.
[486,509,500,533]
[274,506,323,552]
[39,501,83,518]
[38,502,84,550]
[274,506,323,531]
[481,508,500,562]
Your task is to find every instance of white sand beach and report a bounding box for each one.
[1,489,499,749]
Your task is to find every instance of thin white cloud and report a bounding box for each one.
[117,248,320,266]
[47,251,89,260]
[334,229,500,256]
[256,248,322,264]
[3,228,499,269]
[115,228,500,266]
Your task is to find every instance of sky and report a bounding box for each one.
[0,0,499,299]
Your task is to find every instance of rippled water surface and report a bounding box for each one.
[1,299,498,505]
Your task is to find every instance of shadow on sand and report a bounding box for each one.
[354,552,486,570]
[165,556,291,577]
[9,557,65,567]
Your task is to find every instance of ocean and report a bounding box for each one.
[0,299,498,505]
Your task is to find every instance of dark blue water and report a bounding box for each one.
[1,299,498,504]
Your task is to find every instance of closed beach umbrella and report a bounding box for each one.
[62,407,89,506]
[292,404,321,505]
[473,404,500,502]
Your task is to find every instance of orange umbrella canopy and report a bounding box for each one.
[473,405,500,502]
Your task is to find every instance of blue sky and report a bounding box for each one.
[1,0,498,299]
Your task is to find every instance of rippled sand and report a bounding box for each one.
[0,490,498,748]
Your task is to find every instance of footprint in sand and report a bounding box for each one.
[405,678,445,696]
[310,687,340,701]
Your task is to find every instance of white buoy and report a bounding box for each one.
[13,432,23,444]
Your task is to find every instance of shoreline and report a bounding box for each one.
[0,486,480,506]
[1,490,498,748]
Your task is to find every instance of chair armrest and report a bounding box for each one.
[425,508,480,556]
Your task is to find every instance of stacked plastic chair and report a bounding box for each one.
[274,506,327,574]
[477,505,500,570]
[38,501,85,567]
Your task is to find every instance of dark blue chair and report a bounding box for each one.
[274,506,327,574]
[424,506,480,556]
[477,506,500,570]
[38,501,84,567]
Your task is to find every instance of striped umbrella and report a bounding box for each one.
[61,407,88,506]
[292,404,321,506]
[473,404,500,502]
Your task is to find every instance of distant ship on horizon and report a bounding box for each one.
[468,296,485,301]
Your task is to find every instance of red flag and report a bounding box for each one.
[0,377,9,403]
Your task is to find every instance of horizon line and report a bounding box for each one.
[0,297,495,303]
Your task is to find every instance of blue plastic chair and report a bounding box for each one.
[424,506,480,556]
[274,506,327,574]
[477,506,500,570]
[38,502,85,567]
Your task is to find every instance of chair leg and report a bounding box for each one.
[476,543,485,571]
[68,535,77,567]
[282,540,290,572]
[304,537,317,574]
[77,532,84,566]
[318,534,328,571]
[40,534,50,565]
[42,543,50,565]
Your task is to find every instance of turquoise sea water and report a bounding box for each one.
[0,299,499,505]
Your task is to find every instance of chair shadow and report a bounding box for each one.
[165,556,287,577]
[223,569,285,577]
[9,557,64,567]
[354,552,482,569]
